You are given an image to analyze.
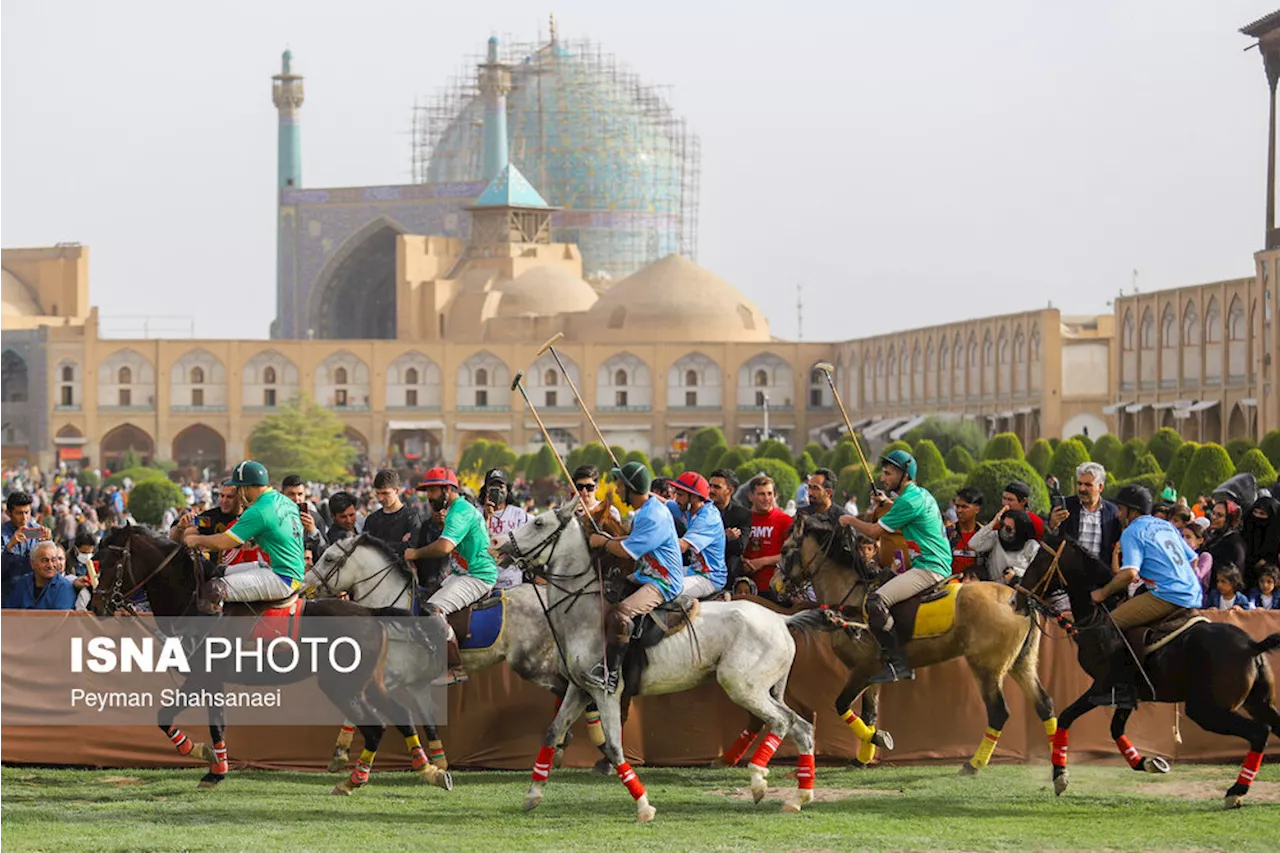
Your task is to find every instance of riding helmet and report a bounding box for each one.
[1113,484,1153,516]
[671,471,711,501]
[418,467,459,489]
[879,449,918,481]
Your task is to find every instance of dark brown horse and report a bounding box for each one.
[90,525,451,795]
[1021,539,1280,808]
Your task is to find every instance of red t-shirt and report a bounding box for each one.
[1028,512,1045,541]
[744,508,794,591]
[949,524,981,576]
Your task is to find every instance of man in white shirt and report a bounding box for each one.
[483,468,531,590]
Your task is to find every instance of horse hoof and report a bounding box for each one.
[331,780,357,796]
[958,762,980,776]
[1225,794,1244,810]
[1143,756,1171,774]
[434,770,454,792]
[327,750,349,774]
[590,757,612,776]
[192,742,214,763]
[871,730,894,751]
[749,768,769,804]
[636,804,657,823]
[780,800,801,814]
[196,773,224,791]
[1053,774,1069,797]
[523,791,543,812]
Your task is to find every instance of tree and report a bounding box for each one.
[753,438,793,463]
[1115,437,1148,478]
[119,449,144,471]
[1261,429,1280,470]
[513,453,534,476]
[1180,444,1236,504]
[795,451,818,478]
[804,442,826,463]
[1069,433,1094,454]
[1166,441,1200,493]
[681,427,728,474]
[624,449,651,470]
[458,439,515,475]
[127,478,186,527]
[525,442,563,482]
[1128,452,1163,480]
[904,416,986,459]
[1146,427,1184,470]
[945,445,976,475]
[1225,437,1258,466]
[734,458,801,506]
[1049,439,1091,487]
[74,469,101,488]
[1026,438,1053,477]
[105,466,168,489]
[702,445,727,474]
[1234,448,1278,488]
[926,473,968,509]
[964,460,1050,522]
[714,448,749,473]
[913,439,948,487]
[1090,433,1123,472]
[982,432,1025,462]
[247,394,355,482]
[879,440,913,462]
[825,440,861,474]
[838,464,870,505]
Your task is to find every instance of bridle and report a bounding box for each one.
[310,535,414,607]
[779,515,867,610]
[93,527,195,617]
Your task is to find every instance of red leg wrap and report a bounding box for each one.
[749,733,783,769]
[211,740,229,776]
[721,728,756,767]
[166,727,193,756]
[1115,736,1142,769]
[616,761,646,800]
[1051,728,1069,769]
[350,760,371,786]
[1237,751,1264,788]
[410,746,429,772]
[340,723,356,735]
[796,754,816,790]
[531,745,556,782]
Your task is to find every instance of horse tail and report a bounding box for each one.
[1249,633,1280,656]
[785,609,841,634]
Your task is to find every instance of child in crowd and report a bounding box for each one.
[1204,565,1254,611]
[1249,565,1280,611]
[1181,521,1213,590]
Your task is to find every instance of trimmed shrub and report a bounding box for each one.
[1234,448,1278,488]
[903,416,987,458]
[1049,439,1091,488]
[1128,452,1163,479]
[838,464,870,505]
[681,427,728,474]
[624,449,651,469]
[794,451,818,478]
[1026,438,1053,477]
[914,439,949,487]
[1090,433,1123,472]
[824,439,860,474]
[1104,472,1166,502]
[127,478,186,527]
[714,448,750,474]
[513,453,534,476]
[1225,437,1258,466]
[702,445,727,474]
[1180,444,1236,503]
[964,459,1051,522]
[945,445,976,475]
[880,440,913,459]
[1166,441,1200,493]
[105,466,168,489]
[1146,428,1183,470]
[1115,437,1148,479]
[734,458,801,506]
[1048,437,1061,450]
[1261,429,1280,470]
[1069,433,1094,453]
[754,439,795,465]
[926,473,967,509]
[982,432,1025,462]
[74,469,101,488]
[804,442,826,463]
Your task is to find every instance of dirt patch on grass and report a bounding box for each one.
[1134,778,1280,803]
[99,776,145,787]
[710,786,901,803]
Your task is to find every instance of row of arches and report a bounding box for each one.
[1119,296,1254,389]
[48,348,834,413]
[857,326,1043,407]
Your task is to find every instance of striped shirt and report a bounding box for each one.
[1077,503,1103,559]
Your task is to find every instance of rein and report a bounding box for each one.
[311,536,414,608]
[98,529,195,616]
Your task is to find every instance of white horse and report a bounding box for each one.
[501,500,837,822]
[305,533,580,771]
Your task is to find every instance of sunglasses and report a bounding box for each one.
[575,482,597,492]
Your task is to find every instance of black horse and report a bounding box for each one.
[90,525,451,794]
[1022,539,1280,808]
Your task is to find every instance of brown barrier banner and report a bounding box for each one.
[3,609,1277,769]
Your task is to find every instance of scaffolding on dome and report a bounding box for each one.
[411,35,700,282]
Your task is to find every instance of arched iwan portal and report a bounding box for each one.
[310,221,403,339]
[101,424,155,468]
[173,424,227,474]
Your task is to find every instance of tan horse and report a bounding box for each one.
[777,514,1058,772]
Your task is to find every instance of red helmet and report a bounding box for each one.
[671,471,711,501]
[417,467,459,489]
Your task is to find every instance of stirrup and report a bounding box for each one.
[868,661,915,684]
[431,667,468,687]
[584,662,619,694]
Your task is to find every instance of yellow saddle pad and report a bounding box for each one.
[912,583,960,639]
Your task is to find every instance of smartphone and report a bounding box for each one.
[1051,495,1066,512]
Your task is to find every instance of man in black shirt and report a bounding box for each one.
[709,468,752,585]
[170,481,240,561]
[326,491,360,546]
[362,470,421,562]
[797,467,853,563]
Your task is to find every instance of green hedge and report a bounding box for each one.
[753,438,793,463]
[1146,428,1183,470]
[1226,437,1258,466]
[1049,439,1091,487]
[714,448,749,474]
[1234,448,1278,487]
[105,466,169,489]
[1115,437,1148,478]
[1026,438,1053,477]
[926,473,967,508]
[1068,433,1094,454]
[127,479,186,527]
[1090,433,1123,471]
[1166,441,1200,492]
[1181,444,1236,502]
[734,458,801,506]
[1261,430,1280,470]
[982,432,1025,461]
[964,459,1050,522]
[824,440,861,474]
[1128,452,1163,479]
[914,439,949,487]
[945,445,976,475]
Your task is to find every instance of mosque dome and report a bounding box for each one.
[493,266,598,318]
[1,269,42,316]
[582,254,769,343]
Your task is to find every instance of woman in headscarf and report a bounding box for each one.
[969,506,1041,585]
[1201,499,1246,589]
[1243,494,1280,590]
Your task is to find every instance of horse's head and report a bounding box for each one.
[307,534,416,607]
[499,499,589,582]
[778,513,816,589]
[1021,538,1113,615]
[306,536,363,596]
[89,524,177,616]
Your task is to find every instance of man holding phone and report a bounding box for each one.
[282,474,327,567]
[480,468,530,590]
[1045,461,1121,562]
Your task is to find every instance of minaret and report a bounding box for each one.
[272,49,304,190]
[478,36,511,182]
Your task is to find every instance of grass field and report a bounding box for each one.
[2,761,1276,852]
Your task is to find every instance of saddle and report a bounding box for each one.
[246,596,305,644]
[444,589,504,647]
[1123,610,1207,658]
[889,581,957,642]
[618,595,701,699]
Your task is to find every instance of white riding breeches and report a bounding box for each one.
[682,574,720,600]
[427,574,494,616]
[221,562,292,602]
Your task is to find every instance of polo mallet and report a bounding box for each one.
[537,332,621,470]
[813,361,878,492]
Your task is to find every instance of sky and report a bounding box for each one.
[2,1,1276,341]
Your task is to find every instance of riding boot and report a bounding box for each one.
[197,578,229,616]
[868,629,915,684]
[585,641,627,694]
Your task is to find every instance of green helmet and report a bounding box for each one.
[228,460,270,487]
[879,449,918,481]
[611,461,653,495]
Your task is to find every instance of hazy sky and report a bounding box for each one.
[3,1,1276,341]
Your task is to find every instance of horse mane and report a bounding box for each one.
[108,523,180,555]
[349,533,417,583]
